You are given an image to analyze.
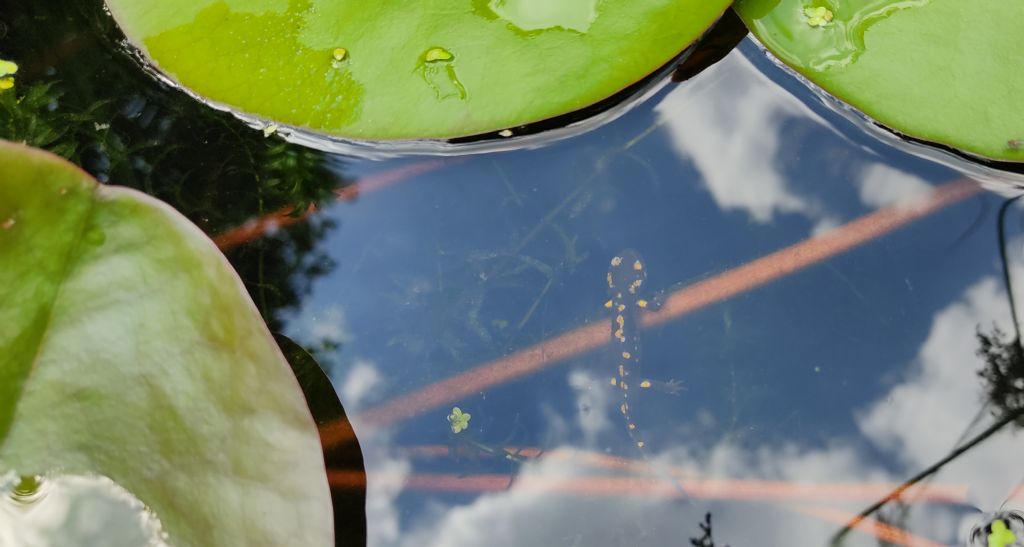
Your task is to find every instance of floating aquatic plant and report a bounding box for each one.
[735,0,1024,162]
[448,407,472,433]
[103,0,732,142]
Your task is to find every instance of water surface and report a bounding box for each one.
[2,3,1024,545]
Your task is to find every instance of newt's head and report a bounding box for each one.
[607,250,647,296]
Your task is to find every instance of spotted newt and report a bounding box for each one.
[604,251,687,499]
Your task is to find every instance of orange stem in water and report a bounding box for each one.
[350,179,980,432]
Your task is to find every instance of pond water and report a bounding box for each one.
[3,1,1024,546]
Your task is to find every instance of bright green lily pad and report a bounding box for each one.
[734,0,1024,163]
[104,0,732,141]
[0,140,332,546]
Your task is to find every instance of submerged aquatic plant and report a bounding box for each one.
[690,512,728,547]
[976,326,1024,425]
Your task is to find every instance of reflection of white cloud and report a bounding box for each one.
[288,304,352,349]
[371,277,1021,546]
[1006,231,1024,341]
[357,425,412,547]
[396,457,682,547]
[341,359,384,410]
[655,53,825,224]
[810,215,843,237]
[568,369,613,447]
[858,278,1019,507]
[306,305,352,344]
[367,453,411,547]
[0,473,169,547]
[856,164,933,209]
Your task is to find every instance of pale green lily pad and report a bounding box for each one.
[734,0,1024,163]
[0,140,332,546]
[104,0,732,141]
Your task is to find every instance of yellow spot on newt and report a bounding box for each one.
[611,256,623,266]
[636,441,645,448]
[633,260,642,271]
[610,378,617,386]
[637,299,648,308]
[617,304,626,312]
[620,382,628,390]
[622,351,631,359]
[620,403,628,414]
[332,48,348,61]
[607,272,614,287]
[640,380,652,388]
[618,365,625,377]
[615,315,625,327]
[604,299,613,309]
[628,423,636,430]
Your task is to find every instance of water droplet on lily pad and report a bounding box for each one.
[419,47,467,101]
[424,47,454,63]
[7,475,44,505]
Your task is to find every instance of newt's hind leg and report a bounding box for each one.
[638,378,685,395]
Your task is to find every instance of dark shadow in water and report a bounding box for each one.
[276,333,368,547]
[672,8,748,84]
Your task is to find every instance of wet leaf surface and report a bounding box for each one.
[735,0,1024,162]
[0,140,333,546]
[104,0,732,141]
